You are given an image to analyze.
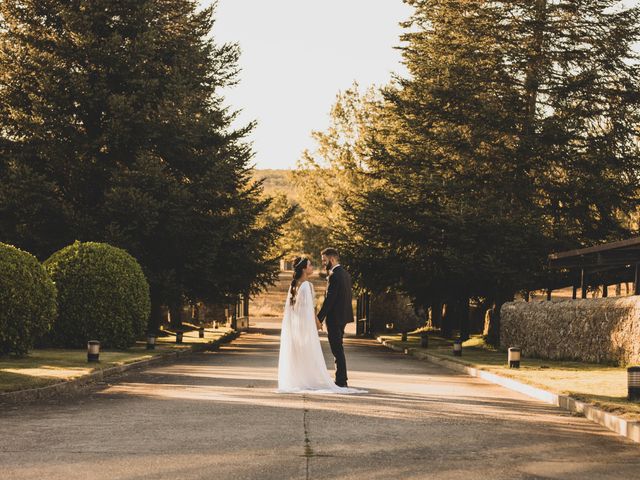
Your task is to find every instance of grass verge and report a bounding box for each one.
[0,327,232,393]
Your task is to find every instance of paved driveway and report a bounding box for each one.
[1,319,639,479]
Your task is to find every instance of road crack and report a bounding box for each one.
[301,396,334,478]
[303,395,312,479]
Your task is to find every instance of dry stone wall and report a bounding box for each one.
[501,297,640,365]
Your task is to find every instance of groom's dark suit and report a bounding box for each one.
[318,265,353,386]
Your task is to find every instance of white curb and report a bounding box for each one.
[377,337,640,444]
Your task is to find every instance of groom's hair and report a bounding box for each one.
[321,247,340,260]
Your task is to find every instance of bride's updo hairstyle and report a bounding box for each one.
[290,256,309,306]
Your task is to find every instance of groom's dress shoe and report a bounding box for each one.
[336,382,348,388]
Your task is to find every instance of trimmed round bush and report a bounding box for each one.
[0,243,57,356]
[44,241,150,348]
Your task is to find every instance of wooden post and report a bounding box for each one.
[603,285,608,298]
[635,264,640,295]
[364,292,371,336]
[572,285,578,299]
[546,289,552,301]
[244,292,250,329]
[356,295,363,336]
[231,297,238,330]
[581,269,587,299]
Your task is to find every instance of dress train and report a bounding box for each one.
[277,281,366,394]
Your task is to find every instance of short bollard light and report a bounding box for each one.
[87,340,100,362]
[176,331,183,344]
[199,326,205,339]
[403,347,409,355]
[453,339,462,357]
[628,366,640,401]
[508,347,521,369]
[420,332,429,348]
[146,333,156,350]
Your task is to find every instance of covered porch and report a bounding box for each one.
[548,237,640,299]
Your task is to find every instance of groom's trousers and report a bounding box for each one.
[327,322,347,385]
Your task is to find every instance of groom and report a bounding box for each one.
[317,247,353,387]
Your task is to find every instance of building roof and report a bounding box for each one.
[549,237,640,270]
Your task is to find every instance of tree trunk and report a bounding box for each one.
[459,297,470,341]
[486,293,513,347]
[431,300,443,329]
[441,303,454,339]
[482,297,493,337]
[523,0,547,136]
[518,0,547,209]
[169,302,183,330]
[148,288,164,333]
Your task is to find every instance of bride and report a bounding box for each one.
[277,257,365,394]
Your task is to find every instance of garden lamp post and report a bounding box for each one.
[508,347,521,368]
[146,333,156,350]
[420,332,429,348]
[87,340,100,362]
[453,339,462,357]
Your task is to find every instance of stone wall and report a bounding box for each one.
[501,297,640,365]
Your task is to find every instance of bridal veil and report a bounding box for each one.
[277,281,365,394]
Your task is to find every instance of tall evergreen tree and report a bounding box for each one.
[0,0,287,328]
[344,0,640,342]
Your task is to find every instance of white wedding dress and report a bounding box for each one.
[277,281,366,394]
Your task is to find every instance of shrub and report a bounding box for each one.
[0,243,57,355]
[44,241,150,348]
[369,291,422,334]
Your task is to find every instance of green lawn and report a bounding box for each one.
[0,327,232,394]
[379,333,640,420]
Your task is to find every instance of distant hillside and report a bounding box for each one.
[252,169,298,202]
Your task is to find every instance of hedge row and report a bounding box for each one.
[0,241,150,355]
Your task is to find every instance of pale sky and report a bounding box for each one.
[204,1,412,170]
[205,1,638,170]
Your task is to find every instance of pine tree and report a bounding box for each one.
[344,0,640,341]
[0,0,287,329]
[347,1,542,324]
[292,84,374,262]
